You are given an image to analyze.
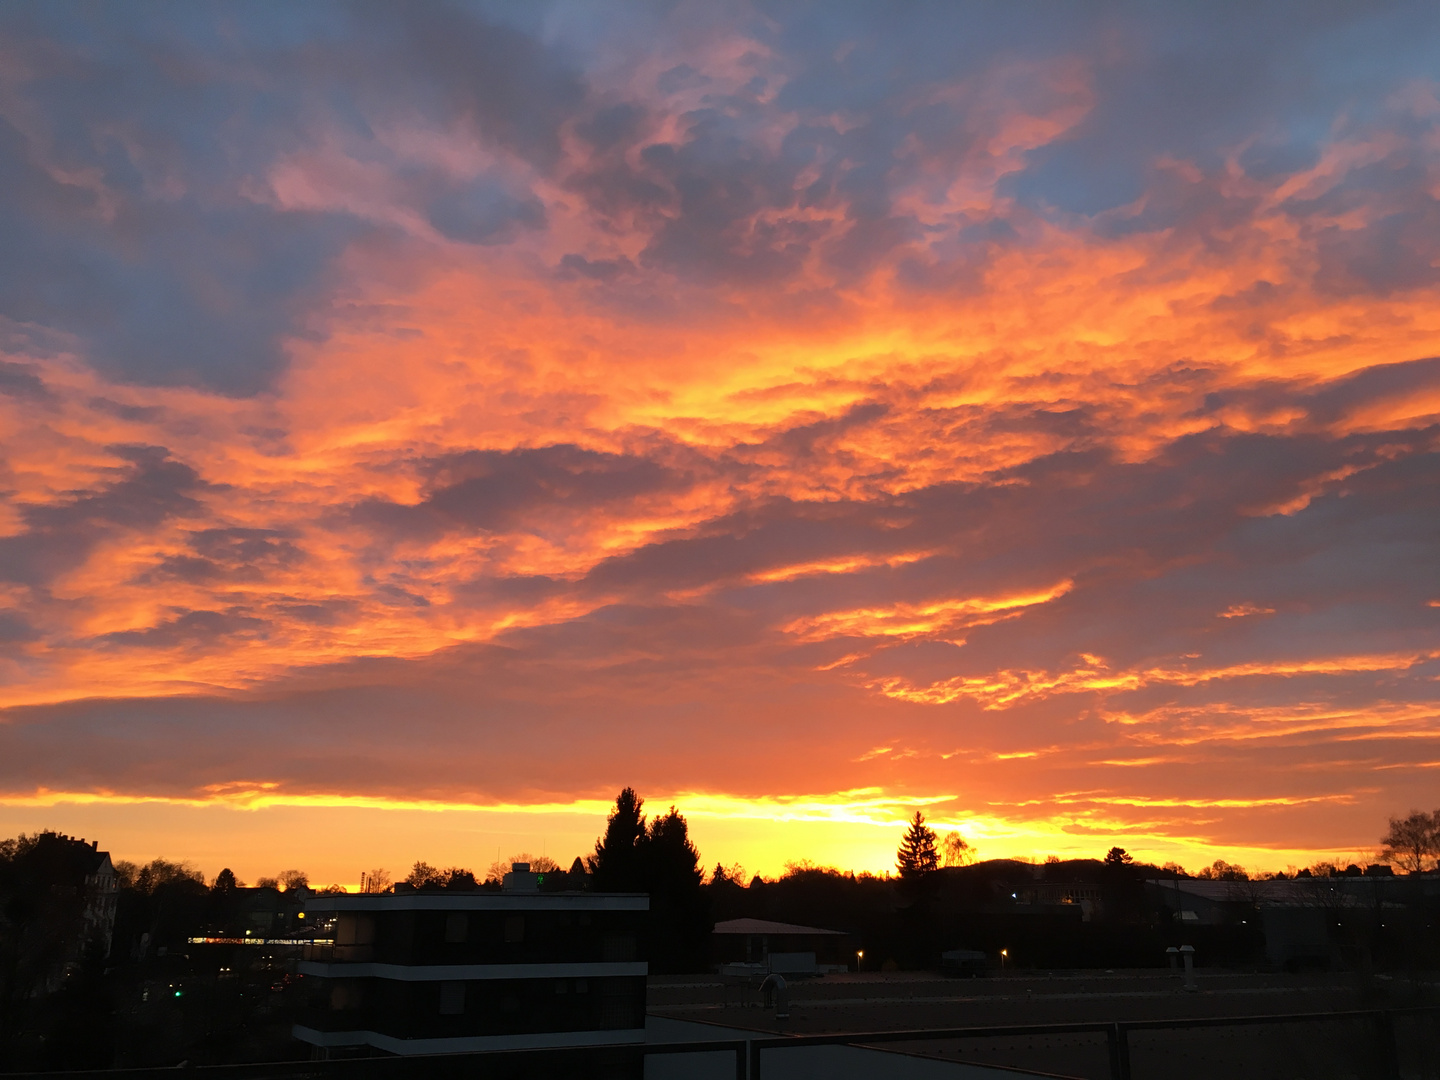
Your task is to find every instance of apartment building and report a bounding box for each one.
[292,864,648,1056]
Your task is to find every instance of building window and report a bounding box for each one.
[439,981,465,1016]
[602,932,635,961]
[503,915,524,943]
[444,912,468,943]
[601,981,634,1029]
[329,980,362,1011]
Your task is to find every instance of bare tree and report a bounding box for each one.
[1380,810,1439,873]
[277,869,309,892]
[710,862,747,885]
[1196,859,1248,881]
[360,869,391,894]
[484,854,561,883]
[405,861,446,888]
[941,831,974,868]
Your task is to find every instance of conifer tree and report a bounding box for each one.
[896,811,939,879]
[588,787,647,891]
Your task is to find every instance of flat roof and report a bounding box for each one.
[305,893,648,912]
[712,917,847,936]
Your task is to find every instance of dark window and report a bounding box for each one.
[444,912,467,943]
[439,981,465,1016]
[601,980,636,1029]
[503,915,524,943]
[602,932,635,961]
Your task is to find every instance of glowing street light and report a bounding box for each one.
[1000,948,1008,973]
[856,949,864,970]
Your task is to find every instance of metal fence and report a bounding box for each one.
[740,1007,1440,1079]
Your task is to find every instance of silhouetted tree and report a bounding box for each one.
[642,806,710,972]
[111,854,208,968]
[941,832,974,868]
[896,812,938,879]
[360,869,391,893]
[485,854,561,883]
[405,861,446,888]
[211,868,239,893]
[568,856,587,880]
[711,862,746,885]
[1381,809,1439,873]
[1103,847,1133,867]
[401,863,477,890]
[130,859,203,893]
[587,791,711,970]
[589,788,647,891]
[276,869,309,892]
[1196,859,1248,881]
[441,867,477,890]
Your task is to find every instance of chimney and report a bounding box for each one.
[92,840,98,851]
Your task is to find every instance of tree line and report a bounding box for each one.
[105,801,1440,906]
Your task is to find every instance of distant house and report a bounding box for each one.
[75,838,118,960]
[711,917,853,974]
[4,833,118,994]
[292,863,649,1056]
[1008,883,1105,921]
[1144,876,1437,970]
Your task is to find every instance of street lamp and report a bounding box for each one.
[856,949,864,971]
[1000,948,1008,973]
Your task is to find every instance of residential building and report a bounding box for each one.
[7,833,119,993]
[292,864,648,1056]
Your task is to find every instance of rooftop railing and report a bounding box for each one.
[5,1005,1437,1079]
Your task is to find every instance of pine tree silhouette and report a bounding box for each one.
[896,811,939,879]
[589,787,647,891]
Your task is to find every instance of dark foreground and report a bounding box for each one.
[648,968,1440,1078]
[2,969,1437,1079]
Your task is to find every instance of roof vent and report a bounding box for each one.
[502,864,539,894]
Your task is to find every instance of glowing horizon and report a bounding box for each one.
[1,3,1438,888]
[1,786,1384,890]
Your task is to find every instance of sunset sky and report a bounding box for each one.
[2,2,1439,888]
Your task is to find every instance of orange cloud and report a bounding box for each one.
[786,580,1073,643]
[1,5,1438,876]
